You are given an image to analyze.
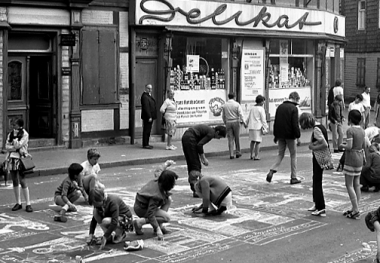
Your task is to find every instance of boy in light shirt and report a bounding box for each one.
[81,149,101,205]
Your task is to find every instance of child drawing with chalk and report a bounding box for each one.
[190,171,232,216]
[133,164,178,241]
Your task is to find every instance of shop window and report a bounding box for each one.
[81,29,118,105]
[8,61,22,101]
[356,58,366,87]
[8,32,51,52]
[377,58,380,88]
[358,0,366,30]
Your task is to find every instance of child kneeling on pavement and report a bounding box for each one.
[133,169,178,240]
[87,183,133,250]
[54,163,88,222]
[190,171,232,216]
[365,207,380,263]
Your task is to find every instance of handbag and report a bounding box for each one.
[314,147,334,170]
[261,126,268,135]
[19,156,35,173]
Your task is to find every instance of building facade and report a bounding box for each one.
[343,0,380,104]
[130,0,346,142]
[0,0,129,149]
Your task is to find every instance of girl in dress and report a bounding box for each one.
[339,110,366,219]
[160,89,178,150]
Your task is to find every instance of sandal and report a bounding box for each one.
[254,157,261,160]
[346,211,360,219]
[343,210,352,216]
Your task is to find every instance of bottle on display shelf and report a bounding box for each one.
[215,71,219,89]
[206,77,211,89]
[210,68,215,89]
[194,74,200,90]
[189,72,195,89]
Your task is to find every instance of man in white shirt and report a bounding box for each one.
[222,93,246,159]
[333,79,345,106]
[362,86,371,129]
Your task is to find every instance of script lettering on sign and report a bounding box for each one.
[139,0,322,29]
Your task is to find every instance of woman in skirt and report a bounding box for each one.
[5,119,33,212]
[245,95,268,160]
[339,110,366,219]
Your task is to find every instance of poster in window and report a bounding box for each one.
[240,49,264,102]
[186,55,199,73]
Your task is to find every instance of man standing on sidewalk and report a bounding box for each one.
[141,84,157,149]
[222,93,246,159]
[362,86,371,129]
[266,91,301,184]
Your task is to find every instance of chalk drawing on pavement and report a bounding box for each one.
[328,241,377,263]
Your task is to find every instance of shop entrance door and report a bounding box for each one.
[135,58,158,134]
[7,55,56,139]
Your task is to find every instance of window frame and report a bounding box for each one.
[356,58,366,87]
[358,0,366,30]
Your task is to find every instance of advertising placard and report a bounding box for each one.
[186,55,200,73]
[174,89,226,124]
[240,49,264,102]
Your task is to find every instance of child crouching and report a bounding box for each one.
[87,183,133,250]
[133,170,178,240]
[54,163,87,222]
[190,171,232,216]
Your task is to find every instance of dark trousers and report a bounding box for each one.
[360,169,380,187]
[182,130,201,192]
[313,154,325,210]
[142,119,153,147]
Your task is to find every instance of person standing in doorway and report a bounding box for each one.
[266,92,301,184]
[222,93,246,159]
[5,119,33,212]
[181,124,226,197]
[141,84,157,149]
[362,86,371,129]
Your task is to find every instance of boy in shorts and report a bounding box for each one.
[81,149,101,205]
[54,163,87,222]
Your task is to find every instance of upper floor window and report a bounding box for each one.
[357,58,366,87]
[358,0,366,30]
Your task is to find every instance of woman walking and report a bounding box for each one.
[339,110,366,219]
[160,89,178,150]
[5,119,33,212]
[299,112,330,217]
[245,95,268,160]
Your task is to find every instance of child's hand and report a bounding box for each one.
[99,236,107,250]
[165,160,176,167]
[86,234,94,245]
[156,228,164,241]
[72,181,79,189]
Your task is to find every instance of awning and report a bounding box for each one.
[165,26,347,43]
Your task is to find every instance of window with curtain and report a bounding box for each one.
[358,0,366,30]
[357,58,366,87]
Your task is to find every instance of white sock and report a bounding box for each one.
[13,185,21,204]
[22,187,30,205]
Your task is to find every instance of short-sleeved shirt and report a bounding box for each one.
[349,102,365,114]
[81,160,100,177]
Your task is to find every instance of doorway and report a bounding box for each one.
[7,55,56,139]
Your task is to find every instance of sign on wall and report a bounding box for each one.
[268,87,311,118]
[174,90,226,124]
[240,48,264,102]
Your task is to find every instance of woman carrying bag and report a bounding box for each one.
[5,118,33,212]
[160,89,178,150]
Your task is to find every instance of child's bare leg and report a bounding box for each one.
[374,221,380,261]
[345,175,358,212]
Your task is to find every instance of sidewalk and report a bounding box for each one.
[1,107,366,178]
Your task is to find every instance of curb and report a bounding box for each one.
[23,142,296,178]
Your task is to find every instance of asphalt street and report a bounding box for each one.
[0,145,378,263]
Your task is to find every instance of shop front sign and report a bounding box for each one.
[135,0,344,37]
[175,89,225,124]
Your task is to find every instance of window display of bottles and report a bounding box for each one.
[269,64,310,89]
[170,65,225,90]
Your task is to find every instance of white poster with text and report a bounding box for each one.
[240,49,264,102]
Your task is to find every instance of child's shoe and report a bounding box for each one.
[54,215,67,222]
[311,209,326,217]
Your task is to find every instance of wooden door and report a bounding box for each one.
[135,58,158,134]
[28,56,54,138]
[7,56,28,134]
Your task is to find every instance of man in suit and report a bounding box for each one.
[141,84,157,149]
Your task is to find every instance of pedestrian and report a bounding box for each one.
[87,183,134,249]
[348,94,365,127]
[190,171,232,216]
[364,126,380,148]
[245,95,268,160]
[181,124,226,197]
[329,94,345,153]
[332,79,345,106]
[374,92,380,127]
[266,92,301,184]
[81,148,101,205]
[133,170,179,241]
[222,93,246,159]
[360,142,380,192]
[5,118,33,212]
[364,206,380,263]
[339,109,366,220]
[53,163,87,222]
[141,84,157,149]
[160,89,177,150]
[299,112,330,217]
[362,86,371,129]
